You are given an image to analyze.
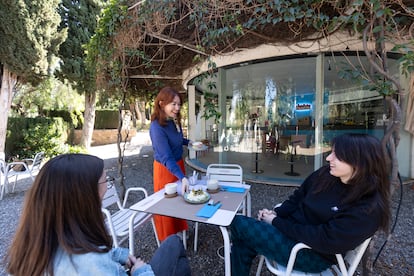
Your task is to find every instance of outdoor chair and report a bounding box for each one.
[1,152,44,198]
[193,163,251,252]
[0,158,7,200]
[255,237,372,276]
[101,178,159,256]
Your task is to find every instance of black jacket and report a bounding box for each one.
[273,167,381,259]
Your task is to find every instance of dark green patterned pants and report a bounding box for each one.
[230,215,333,276]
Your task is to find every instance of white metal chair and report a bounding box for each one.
[1,152,44,198]
[101,179,160,256]
[193,163,251,252]
[256,237,372,276]
[0,158,7,200]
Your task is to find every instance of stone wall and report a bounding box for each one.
[71,129,137,146]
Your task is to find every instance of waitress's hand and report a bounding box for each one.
[181,177,190,194]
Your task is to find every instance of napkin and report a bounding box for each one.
[220,185,245,193]
[196,203,222,218]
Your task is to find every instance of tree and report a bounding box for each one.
[56,0,103,149]
[0,0,66,153]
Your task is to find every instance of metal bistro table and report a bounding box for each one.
[129,182,251,276]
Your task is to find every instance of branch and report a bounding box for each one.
[362,24,403,94]
[146,32,208,56]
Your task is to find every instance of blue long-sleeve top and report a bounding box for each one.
[150,119,190,180]
[272,166,382,258]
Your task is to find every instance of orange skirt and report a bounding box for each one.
[153,159,188,241]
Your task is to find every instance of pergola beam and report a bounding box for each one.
[129,74,182,80]
[146,32,208,56]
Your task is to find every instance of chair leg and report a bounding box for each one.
[0,182,5,200]
[129,225,135,256]
[151,217,160,247]
[256,255,265,276]
[182,230,187,250]
[194,222,199,252]
[12,176,18,192]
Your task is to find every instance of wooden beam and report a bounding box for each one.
[128,0,146,10]
[129,74,182,80]
[147,32,208,56]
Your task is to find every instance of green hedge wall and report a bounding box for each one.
[94,110,119,129]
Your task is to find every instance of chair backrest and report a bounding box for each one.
[102,184,123,210]
[31,152,45,172]
[206,163,243,186]
[334,237,372,276]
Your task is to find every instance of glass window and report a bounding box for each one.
[190,53,401,185]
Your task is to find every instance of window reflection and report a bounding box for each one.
[192,53,400,184]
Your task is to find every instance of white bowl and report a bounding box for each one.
[207,179,219,190]
[165,183,177,194]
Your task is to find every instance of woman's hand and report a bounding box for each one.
[130,258,147,274]
[181,177,189,194]
[125,254,137,269]
[257,208,277,224]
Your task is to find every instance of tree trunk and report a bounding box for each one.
[137,100,147,128]
[129,102,137,128]
[0,66,17,153]
[80,92,96,149]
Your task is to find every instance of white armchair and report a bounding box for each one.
[256,237,372,276]
[101,178,159,256]
[0,152,44,199]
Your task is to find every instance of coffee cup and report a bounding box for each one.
[207,179,219,190]
[165,183,177,195]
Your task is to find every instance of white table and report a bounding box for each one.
[130,182,251,276]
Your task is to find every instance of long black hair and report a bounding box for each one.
[7,154,112,276]
[319,133,390,231]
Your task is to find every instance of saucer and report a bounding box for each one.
[164,192,178,198]
[207,188,220,194]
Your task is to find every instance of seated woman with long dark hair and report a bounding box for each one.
[230,133,391,275]
[6,153,191,276]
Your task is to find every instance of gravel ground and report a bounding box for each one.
[0,130,413,275]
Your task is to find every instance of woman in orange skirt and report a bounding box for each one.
[150,87,191,242]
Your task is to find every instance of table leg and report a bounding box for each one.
[219,226,231,276]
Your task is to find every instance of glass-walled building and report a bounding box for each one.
[185,51,411,185]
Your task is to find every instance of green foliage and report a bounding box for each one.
[202,92,221,123]
[89,0,412,101]
[86,0,128,90]
[393,43,414,77]
[6,117,70,158]
[46,109,84,129]
[65,145,88,154]
[0,0,66,85]
[11,77,84,118]
[56,0,103,93]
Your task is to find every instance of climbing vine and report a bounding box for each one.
[91,2,414,272]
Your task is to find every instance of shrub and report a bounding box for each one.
[46,109,84,129]
[6,117,69,159]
